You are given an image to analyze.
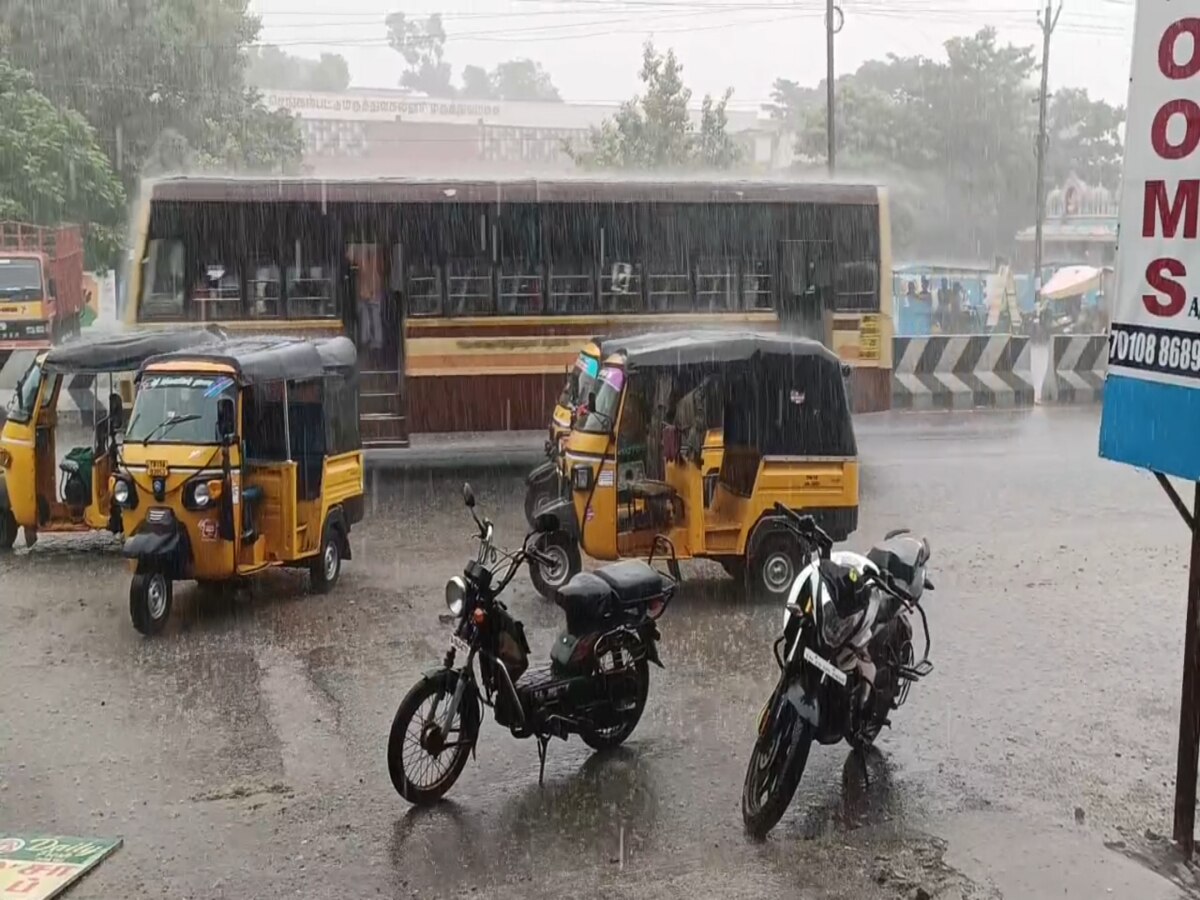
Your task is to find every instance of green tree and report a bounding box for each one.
[0,0,304,193]
[570,42,741,170]
[385,12,454,97]
[247,46,351,92]
[491,60,561,102]
[0,59,125,266]
[460,65,493,100]
[1045,87,1124,189]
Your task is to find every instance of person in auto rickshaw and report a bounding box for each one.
[0,328,224,551]
[114,335,365,635]
[528,331,859,602]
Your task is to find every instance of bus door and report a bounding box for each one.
[343,241,407,446]
[778,240,833,346]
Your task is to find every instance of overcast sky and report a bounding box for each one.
[251,0,1136,109]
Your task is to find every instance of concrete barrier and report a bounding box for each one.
[892,334,1034,410]
[1040,334,1107,404]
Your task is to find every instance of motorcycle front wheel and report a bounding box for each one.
[387,671,477,806]
[741,701,813,839]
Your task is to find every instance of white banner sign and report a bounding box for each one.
[1110,10,1200,386]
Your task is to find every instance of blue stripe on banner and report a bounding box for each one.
[1099,374,1200,482]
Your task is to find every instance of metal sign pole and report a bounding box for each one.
[1174,482,1200,855]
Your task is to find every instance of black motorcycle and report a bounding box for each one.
[387,483,676,805]
[741,504,935,838]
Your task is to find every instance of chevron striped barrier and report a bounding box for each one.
[892,334,1035,411]
[1040,334,1108,404]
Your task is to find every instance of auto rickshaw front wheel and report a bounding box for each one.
[0,510,16,551]
[130,572,173,636]
[310,523,344,594]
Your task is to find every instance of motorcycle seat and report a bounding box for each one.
[594,559,668,604]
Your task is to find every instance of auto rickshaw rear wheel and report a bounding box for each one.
[0,510,16,551]
[130,572,173,636]
[529,530,581,601]
[749,534,802,601]
[310,522,343,594]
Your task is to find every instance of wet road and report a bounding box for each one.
[1,409,1196,898]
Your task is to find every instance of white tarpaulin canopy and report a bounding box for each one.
[1041,265,1103,300]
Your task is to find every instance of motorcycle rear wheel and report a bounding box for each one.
[387,672,476,805]
[581,659,649,751]
[741,705,813,839]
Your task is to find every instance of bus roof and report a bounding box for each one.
[141,335,357,385]
[145,175,882,206]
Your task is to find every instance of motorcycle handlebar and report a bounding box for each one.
[772,502,833,554]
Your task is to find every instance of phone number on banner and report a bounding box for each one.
[1109,324,1200,381]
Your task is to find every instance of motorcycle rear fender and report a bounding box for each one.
[781,676,821,730]
[420,666,484,757]
[639,622,663,668]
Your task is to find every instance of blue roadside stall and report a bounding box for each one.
[1098,0,1200,859]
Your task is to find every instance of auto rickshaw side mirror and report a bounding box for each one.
[587,390,597,412]
[462,483,476,508]
[216,396,237,446]
[534,512,559,533]
[108,392,124,431]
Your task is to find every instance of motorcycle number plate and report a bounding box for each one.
[599,649,623,672]
[450,634,471,654]
[803,647,848,686]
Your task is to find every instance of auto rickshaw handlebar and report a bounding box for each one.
[771,502,833,557]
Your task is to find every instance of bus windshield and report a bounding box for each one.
[126,373,237,445]
[557,352,601,409]
[578,365,624,433]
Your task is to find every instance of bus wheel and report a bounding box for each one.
[0,510,17,551]
[130,572,172,635]
[310,522,343,594]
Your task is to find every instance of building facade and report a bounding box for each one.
[260,88,782,175]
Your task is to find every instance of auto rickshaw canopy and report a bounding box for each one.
[137,335,358,385]
[41,327,226,375]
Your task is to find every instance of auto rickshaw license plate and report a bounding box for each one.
[147,460,169,478]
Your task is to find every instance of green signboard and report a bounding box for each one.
[0,834,121,899]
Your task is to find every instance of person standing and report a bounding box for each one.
[346,244,384,352]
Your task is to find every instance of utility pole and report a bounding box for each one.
[825,0,838,174]
[1033,0,1063,303]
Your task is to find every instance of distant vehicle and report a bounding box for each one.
[0,222,85,348]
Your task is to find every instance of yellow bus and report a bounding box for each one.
[124,177,893,447]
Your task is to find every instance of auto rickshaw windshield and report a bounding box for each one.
[5,362,44,424]
[578,364,624,433]
[126,372,237,444]
[557,351,601,409]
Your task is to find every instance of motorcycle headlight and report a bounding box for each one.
[113,479,131,507]
[445,575,467,617]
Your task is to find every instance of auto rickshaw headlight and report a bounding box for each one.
[113,478,132,508]
[189,480,212,509]
[445,575,467,617]
[572,464,593,491]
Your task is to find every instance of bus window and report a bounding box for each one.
[743,260,774,309]
[140,238,185,320]
[447,258,492,316]
[545,202,596,314]
[647,204,690,313]
[249,258,282,318]
[497,204,542,315]
[696,258,738,312]
[445,206,491,316]
[598,203,643,312]
[832,205,880,312]
[191,258,242,322]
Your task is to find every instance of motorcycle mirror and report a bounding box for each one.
[534,512,559,533]
[924,577,935,591]
[462,483,476,508]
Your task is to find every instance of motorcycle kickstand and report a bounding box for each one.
[536,734,550,786]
